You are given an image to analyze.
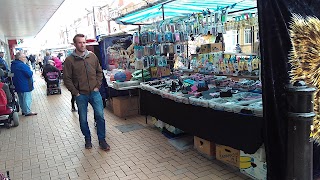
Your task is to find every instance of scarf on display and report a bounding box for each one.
[289,14,320,143]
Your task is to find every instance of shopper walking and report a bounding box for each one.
[43,52,51,66]
[0,52,9,71]
[11,52,37,116]
[63,34,109,151]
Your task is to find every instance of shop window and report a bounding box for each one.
[223,30,238,52]
[244,29,252,44]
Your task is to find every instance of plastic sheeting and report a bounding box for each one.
[115,0,257,24]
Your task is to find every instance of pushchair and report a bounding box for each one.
[46,72,61,95]
[0,71,19,128]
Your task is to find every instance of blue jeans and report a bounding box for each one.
[18,92,32,114]
[76,91,105,140]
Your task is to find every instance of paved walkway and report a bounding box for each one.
[0,71,249,180]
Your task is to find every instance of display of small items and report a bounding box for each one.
[107,38,134,70]
[133,19,190,78]
[133,20,188,69]
[222,54,261,76]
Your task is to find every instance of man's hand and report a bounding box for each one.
[76,93,80,97]
[94,88,99,92]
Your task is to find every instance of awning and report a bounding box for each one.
[114,0,257,24]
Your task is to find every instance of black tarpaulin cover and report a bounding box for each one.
[257,0,320,179]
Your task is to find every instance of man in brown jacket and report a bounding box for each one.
[63,34,110,151]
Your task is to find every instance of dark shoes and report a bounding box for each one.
[71,107,77,112]
[85,139,92,149]
[25,112,37,116]
[84,139,110,151]
[99,140,110,151]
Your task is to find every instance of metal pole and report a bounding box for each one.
[286,80,316,180]
[93,6,97,38]
[162,4,165,20]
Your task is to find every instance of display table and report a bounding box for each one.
[139,89,264,154]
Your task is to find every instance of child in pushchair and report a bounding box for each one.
[45,72,61,95]
[42,60,62,95]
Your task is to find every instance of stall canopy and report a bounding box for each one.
[114,0,257,24]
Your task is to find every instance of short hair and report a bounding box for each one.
[73,34,85,43]
[15,52,22,60]
[46,52,50,56]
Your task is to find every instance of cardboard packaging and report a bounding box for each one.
[210,43,224,52]
[240,146,267,180]
[200,44,210,54]
[216,144,240,168]
[194,136,215,158]
[112,96,139,118]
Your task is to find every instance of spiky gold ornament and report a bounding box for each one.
[289,14,320,143]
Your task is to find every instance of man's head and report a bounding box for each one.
[46,52,50,56]
[15,52,27,63]
[73,34,86,53]
[0,52,4,58]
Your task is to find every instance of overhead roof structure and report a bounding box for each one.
[0,0,65,39]
[114,0,257,24]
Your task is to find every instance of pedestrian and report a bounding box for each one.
[37,54,43,72]
[0,52,9,71]
[63,34,109,151]
[43,52,51,66]
[29,54,36,70]
[11,52,37,116]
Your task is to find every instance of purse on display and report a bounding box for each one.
[164,31,174,43]
[155,44,161,55]
[158,56,167,67]
[134,46,144,59]
[143,56,150,68]
[144,46,150,56]
[156,33,163,43]
[160,44,170,55]
[175,44,182,54]
[169,43,175,54]
[141,32,149,45]
[174,32,181,42]
[149,45,155,56]
[149,56,157,67]
[148,32,156,44]
[133,32,140,44]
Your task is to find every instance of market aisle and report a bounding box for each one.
[0,71,250,180]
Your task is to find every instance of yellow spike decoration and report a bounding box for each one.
[289,14,320,143]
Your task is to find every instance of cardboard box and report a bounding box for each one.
[216,144,240,168]
[106,98,113,111]
[194,136,215,158]
[210,43,224,52]
[240,162,267,180]
[112,96,139,118]
[200,44,210,54]
[240,146,267,180]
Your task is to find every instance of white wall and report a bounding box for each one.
[0,34,5,43]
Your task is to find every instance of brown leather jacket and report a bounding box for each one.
[63,51,103,95]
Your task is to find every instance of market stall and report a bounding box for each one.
[109,0,320,179]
